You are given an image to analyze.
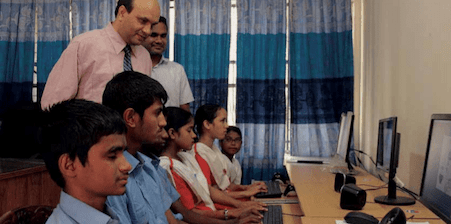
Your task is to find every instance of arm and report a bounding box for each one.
[171,199,227,224]
[180,103,191,112]
[41,42,81,109]
[177,65,194,110]
[171,200,262,224]
[209,185,267,210]
[165,209,185,224]
[224,183,267,199]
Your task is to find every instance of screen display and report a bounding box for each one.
[421,119,451,222]
[376,118,396,172]
[336,113,348,159]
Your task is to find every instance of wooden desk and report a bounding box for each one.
[0,158,60,215]
[286,163,445,223]
[299,217,446,224]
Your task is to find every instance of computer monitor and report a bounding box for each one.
[420,114,451,223]
[336,112,348,159]
[374,117,415,205]
[332,111,357,174]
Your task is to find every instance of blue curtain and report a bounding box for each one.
[174,0,230,112]
[290,0,354,157]
[0,0,35,115]
[36,0,70,103]
[71,0,116,37]
[236,0,287,184]
[158,0,169,59]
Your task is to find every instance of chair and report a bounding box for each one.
[0,205,54,224]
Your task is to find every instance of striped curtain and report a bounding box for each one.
[289,0,354,157]
[174,0,230,111]
[0,0,36,115]
[71,0,116,37]
[36,0,70,102]
[158,0,169,59]
[236,0,287,184]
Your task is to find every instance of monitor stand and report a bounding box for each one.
[374,195,415,205]
[374,179,415,205]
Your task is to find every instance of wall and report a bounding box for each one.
[354,0,451,194]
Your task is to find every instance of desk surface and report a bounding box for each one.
[286,163,445,223]
[0,158,45,177]
[299,217,446,224]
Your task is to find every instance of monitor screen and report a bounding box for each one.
[336,112,348,159]
[420,114,451,223]
[376,117,398,172]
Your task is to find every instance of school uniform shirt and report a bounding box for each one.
[160,156,216,211]
[191,143,231,190]
[106,151,182,224]
[41,23,152,109]
[223,154,242,185]
[46,191,120,224]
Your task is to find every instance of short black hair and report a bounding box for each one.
[158,16,168,30]
[41,99,127,189]
[115,0,134,17]
[194,104,222,136]
[226,126,242,138]
[103,71,168,118]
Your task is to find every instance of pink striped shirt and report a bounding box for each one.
[41,23,152,109]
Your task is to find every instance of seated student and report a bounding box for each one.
[219,126,265,191]
[40,99,132,224]
[220,126,244,185]
[160,107,265,221]
[183,105,266,199]
[103,71,263,224]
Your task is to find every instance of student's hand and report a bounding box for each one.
[237,210,263,224]
[242,184,267,197]
[228,207,263,224]
[250,181,267,190]
[238,201,267,211]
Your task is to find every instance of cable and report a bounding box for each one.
[359,183,388,191]
[354,149,378,167]
[397,186,420,201]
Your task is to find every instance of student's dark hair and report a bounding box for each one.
[164,107,193,132]
[226,126,242,138]
[115,0,134,17]
[102,71,168,118]
[40,99,127,189]
[194,104,223,136]
[158,16,168,30]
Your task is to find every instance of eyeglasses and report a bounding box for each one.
[224,137,242,144]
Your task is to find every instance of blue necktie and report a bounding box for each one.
[123,45,133,71]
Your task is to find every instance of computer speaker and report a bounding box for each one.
[334,173,356,192]
[340,183,367,210]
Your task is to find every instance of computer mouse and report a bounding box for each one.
[283,184,296,196]
[379,207,406,224]
[344,211,379,224]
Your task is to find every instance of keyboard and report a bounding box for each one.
[255,181,283,198]
[261,205,283,224]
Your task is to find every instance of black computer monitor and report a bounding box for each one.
[344,112,355,173]
[374,117,415,205]
[420,114,451,223]
[334,111,356,174]
[336,112,348,159]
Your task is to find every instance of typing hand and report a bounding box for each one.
[235,207,263,224]
[238,201,267,211]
